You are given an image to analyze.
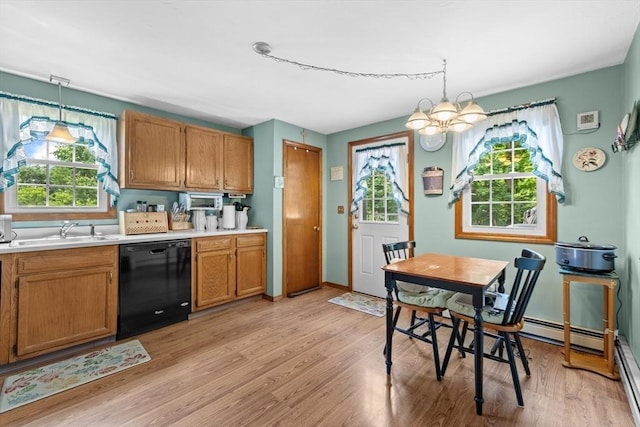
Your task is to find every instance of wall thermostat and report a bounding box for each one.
[577,111,599,130]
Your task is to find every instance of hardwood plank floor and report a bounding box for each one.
[0,287,634,426]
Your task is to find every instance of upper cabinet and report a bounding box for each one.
[185,124,223,192]
[119,110,184,190]
[119,110,253,193]
[223,134,253,193]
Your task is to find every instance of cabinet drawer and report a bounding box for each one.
[236,233,265,248]
[196,237,233,252]
[16,246,117,275]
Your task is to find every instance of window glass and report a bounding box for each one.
[456,138,556,244]
[362,170,398,222]
[5,133,107,215]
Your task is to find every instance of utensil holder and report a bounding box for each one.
[168,213,192,230]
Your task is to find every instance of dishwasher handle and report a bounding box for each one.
[121,239,191,254]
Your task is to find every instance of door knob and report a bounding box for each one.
[352,223,359,230]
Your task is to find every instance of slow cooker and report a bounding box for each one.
[554,236,617,273]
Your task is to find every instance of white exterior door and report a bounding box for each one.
[351,138,410,298]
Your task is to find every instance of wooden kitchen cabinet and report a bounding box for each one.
[236,234,266,297]
[119,110,184,190]
[119,110,254,193]
[193,233,265,311]
[185,124,223,191]
[223,134,254,193]
[9,246,118,362]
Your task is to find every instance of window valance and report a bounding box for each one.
[449,99,564,205]
[351,141,409,215]
[0,91,120,204]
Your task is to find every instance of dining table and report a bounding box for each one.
[382,252,509,416]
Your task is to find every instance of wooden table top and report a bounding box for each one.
[382,252,510,288]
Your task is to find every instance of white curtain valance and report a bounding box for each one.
[449,101,564,205]
[0,91,120,204]
[350,141,409,215]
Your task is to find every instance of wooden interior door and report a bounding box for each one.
[283,140,322,297]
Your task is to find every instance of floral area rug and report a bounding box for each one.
[328,292,386,317]
[0,339,151,413]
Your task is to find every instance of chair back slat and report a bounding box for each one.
[503,248,546,325]
[382,241,416,264]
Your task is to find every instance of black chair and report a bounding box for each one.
[441,248,546,406]
[382,241,457,381]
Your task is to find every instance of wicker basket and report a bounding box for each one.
[119,211,169,235]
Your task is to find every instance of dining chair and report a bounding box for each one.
[382,241,457,381]
[441,248,546,406]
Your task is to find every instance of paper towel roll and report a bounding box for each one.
[222,205,236,229]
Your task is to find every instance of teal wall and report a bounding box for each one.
[327,67,625,332]
[2,32,639,366]
[621,22,640,365]
[248,119,328,297]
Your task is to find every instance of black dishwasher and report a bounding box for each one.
[117,239,191,339]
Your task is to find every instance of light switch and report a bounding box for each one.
[337,205,344,214]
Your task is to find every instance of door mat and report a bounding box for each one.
[0,339,151,413]
[328,292,386,317]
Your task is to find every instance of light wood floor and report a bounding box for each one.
[0,287,634,426]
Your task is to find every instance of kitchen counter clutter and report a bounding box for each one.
[0,225,267,253]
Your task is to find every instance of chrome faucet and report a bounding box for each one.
[59,221,78,238]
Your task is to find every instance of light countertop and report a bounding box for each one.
[0,225,268,253]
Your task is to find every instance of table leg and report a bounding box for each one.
[385,272,394,376]
[473,290,484,415]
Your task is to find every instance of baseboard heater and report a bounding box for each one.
[616,336,640,427]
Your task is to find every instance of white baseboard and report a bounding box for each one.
[616,336,640,427]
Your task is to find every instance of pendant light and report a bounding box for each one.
[406,60,487,135]
[46,75,75,143]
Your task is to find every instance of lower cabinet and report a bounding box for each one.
[10,246,118,362]
[193,233,266,311]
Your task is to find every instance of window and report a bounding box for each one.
[455,138,556,244]
[362,170,398,222]
[0,92,120,221]
[2,134,111,219]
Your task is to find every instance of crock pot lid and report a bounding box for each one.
[555,241,617,250]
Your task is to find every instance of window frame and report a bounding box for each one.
[1,135,116,221]
[361,169,399,224]
[454,141,557,244]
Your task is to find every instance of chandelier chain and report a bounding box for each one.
[255,49,443,80]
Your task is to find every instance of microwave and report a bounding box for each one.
[178,192,224,211]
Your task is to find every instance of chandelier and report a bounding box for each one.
[405,60,486,135]
[46,75,75,143]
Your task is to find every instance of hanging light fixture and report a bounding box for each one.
[406,60,487,135]
[46,75,75,143]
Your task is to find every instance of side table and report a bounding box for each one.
[560,269,620,380]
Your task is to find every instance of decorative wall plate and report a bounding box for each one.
[419,133,446,152]
[572,147,606,172]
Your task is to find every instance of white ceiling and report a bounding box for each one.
[1,1,639,135]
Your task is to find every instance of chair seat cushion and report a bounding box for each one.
[398,289,456,308]
[445,292,507,324]
[388,257,432,293]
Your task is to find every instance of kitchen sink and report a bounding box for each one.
[10,235,119,247]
